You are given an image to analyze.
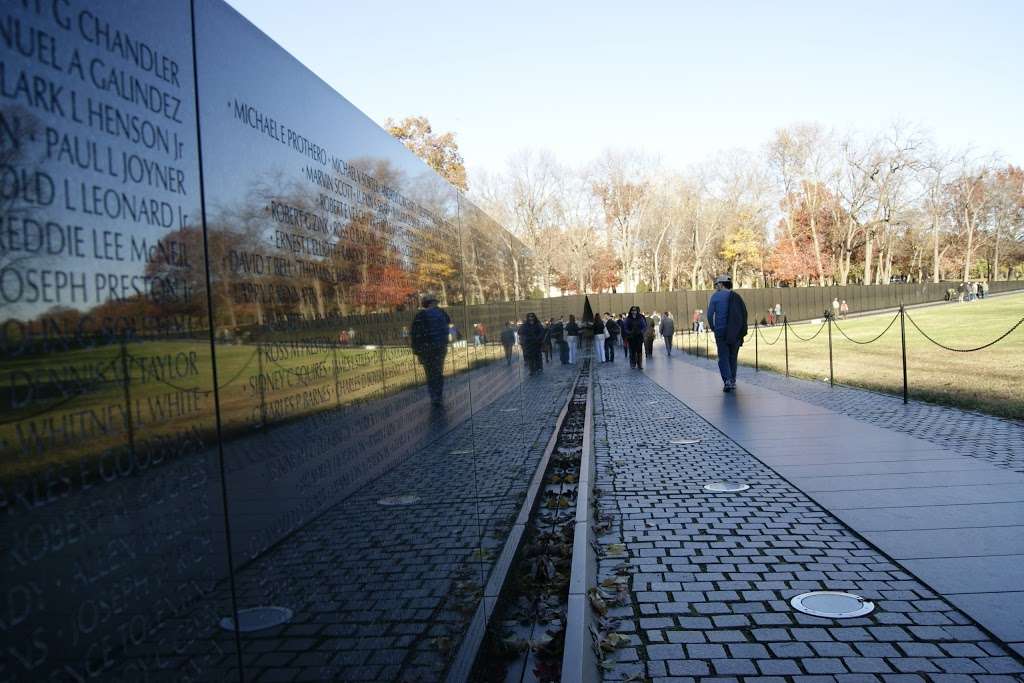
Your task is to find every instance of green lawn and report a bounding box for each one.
[684,293,1024,419]
[1,337,504,477]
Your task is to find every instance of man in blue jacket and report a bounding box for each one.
[411,294,451,406]
[707,275,748,392]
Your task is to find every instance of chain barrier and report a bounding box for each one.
[832,312,900,345]
[904,312,1024,353]
[787,320,827,342]
[265,351,330,378]
[216,347,261,389]
[757,325,785,346]
[0,355,124,426]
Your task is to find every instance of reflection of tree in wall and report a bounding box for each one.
[0,107,44,318]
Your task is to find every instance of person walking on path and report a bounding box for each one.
[542,319,554,364]
[500,322,516,365]
[518,313,545,375]
[565,314,580,364]
[832,298,840,318]
[623,306,647,369]
[592,313,607,363]
[619,314,629,355]
[774,302,782,322]
[643,312,656,358]
[840,300,849,319]
[604,313,619,362]
[659,311,675,356]
[550,317,567,364]
[707,275,748,392]
[692,309,700,332]
[411,294,452,406]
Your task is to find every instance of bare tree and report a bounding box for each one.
[590,150,656,292]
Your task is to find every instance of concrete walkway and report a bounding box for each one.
[639,352,1024,659]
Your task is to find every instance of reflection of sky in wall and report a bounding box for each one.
[197,0,456,232]
[1,3,200,320]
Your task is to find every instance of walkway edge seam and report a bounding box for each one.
[562,369,600,683]
[446,368,582,683]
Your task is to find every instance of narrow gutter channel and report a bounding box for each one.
[470,360,591,682]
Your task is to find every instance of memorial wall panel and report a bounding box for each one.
[0,0,543,681]
[0,1,240,680]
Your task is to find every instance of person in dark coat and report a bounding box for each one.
[500,322,516,365]
[518,313,545,374]
[603,313,618,362]
[542,319,554,363]
[550,317,567,364]
[622,306,647,369]
[411,294,452,406]
[659,311,675,356]
[707,275,748,392]
[643,312,656,358]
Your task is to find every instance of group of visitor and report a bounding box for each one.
[831,298,850,320]
[411,274,751,406]
[958,281,987,302]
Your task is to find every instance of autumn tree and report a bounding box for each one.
[386,115,468,191]
[591,150,655,292]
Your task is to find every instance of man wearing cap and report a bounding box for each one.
[410,294,452,406]
[707,275,748,392]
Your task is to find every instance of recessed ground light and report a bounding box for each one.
[219,606,293,632]
[670,438,701,445]
[790,591,875,618]
[703,481,750,492]
[449,449,473,455]
[378,494,421,506]
[500,407,518,412]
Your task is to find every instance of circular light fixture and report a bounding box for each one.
[703,481,750,492]
[219,606,293,632]
[378,494,421,506]
[790,591,875,618]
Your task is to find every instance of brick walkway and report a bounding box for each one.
[591,358,1024,683]
[175,360,577,682]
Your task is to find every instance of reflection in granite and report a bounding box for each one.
[0,1,572,681]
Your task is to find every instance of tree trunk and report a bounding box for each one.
[932,220,941,283]
[863,230,874,285]
[962,207,974,281]
[993,225,1001,282]
[809,210,826,286]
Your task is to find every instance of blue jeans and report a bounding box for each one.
[714,332,739,384]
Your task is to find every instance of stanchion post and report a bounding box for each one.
[332,343,342,408]
[900,304,908,404]
[827,314,834,387]
[257,341,267,429]
[119,338,136,457]
[754,320,759,372]
[784,316,790,377]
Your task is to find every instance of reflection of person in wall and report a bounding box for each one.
[500,322,516,366]
[411,294,452,407]
[518,313,545,375]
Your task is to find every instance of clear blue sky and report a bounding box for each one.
[226,0,1022,173]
